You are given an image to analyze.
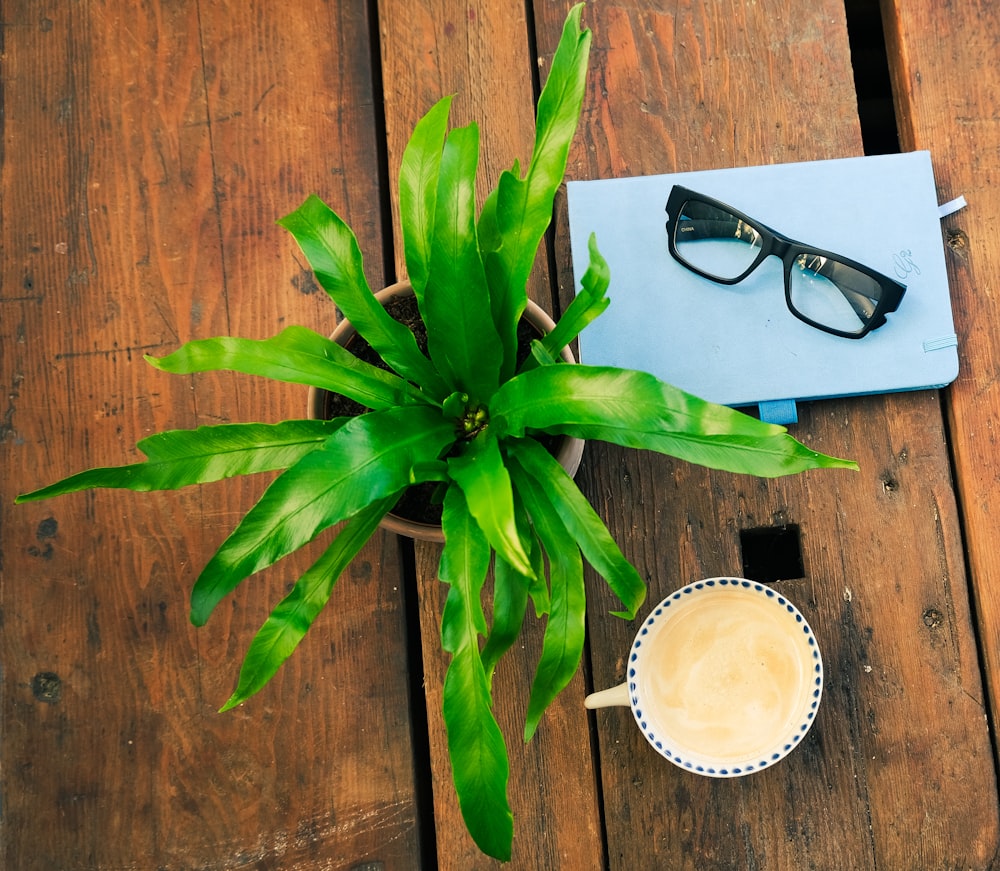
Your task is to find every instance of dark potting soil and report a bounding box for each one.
[319,294,553,527]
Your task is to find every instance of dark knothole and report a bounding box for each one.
[739,524,805,582]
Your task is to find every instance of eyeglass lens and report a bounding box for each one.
[673,200,763,279]
[788,255,881,336]
[673,197,885,336]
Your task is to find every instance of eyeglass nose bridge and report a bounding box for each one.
[770,236,794,260]
[739,232,794,284]
[764,235,807,287]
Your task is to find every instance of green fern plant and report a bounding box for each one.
[16,5,855,859]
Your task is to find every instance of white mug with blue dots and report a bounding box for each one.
[585,577,823,777]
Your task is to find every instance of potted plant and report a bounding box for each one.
[16,4,855,860]
[305,278,587,541]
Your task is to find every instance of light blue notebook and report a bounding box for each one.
[567,152,959,423]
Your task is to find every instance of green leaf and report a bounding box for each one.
[480,540,533,684]
[190,405,455,626]
[439,486,513,861]
[441,391,470,420]
[480,486,547,683]
[447,432,534,579]
[511,467,586,742]
[400,95,453,298]
[15,419,347,503]
[146,326,427,410]
[475,158,513,262]
[479,3,592,378]
[278,195,449,397]
[423,122,503,401]
[528,339,560,368]
[508,437,646,620]
[219,495,396,711]
[439,485,491,649]
[492,365,859,477]
[533,232,610,366]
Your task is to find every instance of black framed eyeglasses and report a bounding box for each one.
[664,185,906,338]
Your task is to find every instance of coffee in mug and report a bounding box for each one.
[585,578,822,777]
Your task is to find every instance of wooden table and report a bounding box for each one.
[3,0,999,867]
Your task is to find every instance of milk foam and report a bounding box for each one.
[638,588,813,763]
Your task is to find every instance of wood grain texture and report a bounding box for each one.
[5,0,1000,868]
[535,0,999,868]
[1,1,422,868]
[881,0,1000,783]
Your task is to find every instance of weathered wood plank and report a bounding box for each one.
[378,0,556,309]
[413,545,604,869]
[881,0,1000,785]
[536,0,1000,868]
[1,1,422,867]
[378,0,605,866]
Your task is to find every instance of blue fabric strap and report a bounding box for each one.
[758,399,799,426]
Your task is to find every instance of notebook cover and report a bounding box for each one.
[566,151,959,409]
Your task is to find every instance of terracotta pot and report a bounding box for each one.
[308,280,585,542]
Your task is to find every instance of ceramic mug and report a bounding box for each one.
[585,577,822,777]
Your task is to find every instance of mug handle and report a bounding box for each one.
[584,683,630,709]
